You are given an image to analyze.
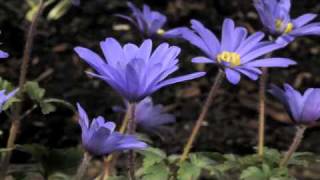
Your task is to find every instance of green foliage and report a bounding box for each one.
[240,164,294,180]
[0,77,19,110]
[17,144,83,176]
[177,161,201,180]
[24,81,75,115]
[141,162,170,180]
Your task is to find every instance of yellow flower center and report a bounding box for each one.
[217,51,241,67]
[275,19,294,34]
[157,28,165,35]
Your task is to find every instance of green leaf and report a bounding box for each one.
[177,161,201,180]
[2,97,20,111]
[189,153,216,169]
[240,166,268,180]
[138,147,167,168]
[25,81,45,102]
[47,0,72,20]
[141,162,170,180]
[39,102,56,115]
[0,77,14,91]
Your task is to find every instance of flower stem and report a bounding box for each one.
[102,106,132,179]
[258,67,268,158]
[0,0,45,177]
[279,125,307,167]
[74,152,92,180]
[179,70,224,163]
[127,103,136,180]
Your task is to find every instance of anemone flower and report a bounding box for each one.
[116,2,184,38]
[0,50,8,59]
[74,38,205,102]
[77,103,147,156]
[114,97,175,131]
[0,89,18,113]
[269,84,320,125]
[254,0,320,44]
[180,18,296,85]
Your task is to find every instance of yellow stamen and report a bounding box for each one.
[157,28,165,35]
[284,22,293,34]
[217,51,241,67]
[275,19,294,34]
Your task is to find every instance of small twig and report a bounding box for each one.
[74,152,92,180]
[179,70,225,163]
[35,68,54,82]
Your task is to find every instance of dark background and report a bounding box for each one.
[0,0,320,175]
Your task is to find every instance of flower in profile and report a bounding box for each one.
[114,97,175,131]
[74,38,205,102]
[0,89,18,112]
[269,84,320,125]
[116,2,184,38]
[254,0,320,44]
[180,18,296,84]
[77,103,147,156]
[0,50,8,59]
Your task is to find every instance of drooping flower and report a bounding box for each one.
[269,84,320,125]
[74,38,205,102]
[0,89,18,112]
[0,50,8,59]
[254,0,320,44]
[113,97,175,131]
[180,18,296,85]
[116,2,184,38]
[77,103,147,156]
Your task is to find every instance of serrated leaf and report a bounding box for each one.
[47,0,72,20]
[40,102,56,114]
[189,153,216,169]
[141,162,170,180]
[0,77,14,91]
[177,161,201,180]
[25,81,45,102]
[2,97,20,111]
[138,147,167,168]
[240,166,268,180]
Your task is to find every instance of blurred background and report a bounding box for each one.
[0,0,320,178]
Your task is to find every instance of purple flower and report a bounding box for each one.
[71,0,80,6]
[114,97,175,131]
[116,2,183,39]
[74,38,205,102]
[116,2,167,37]
[77,103,147,156]
[0,50,8,59]
[269,84,320,125]
[180,18,296,85]
[0,89,18,112]
[254,0,320,44]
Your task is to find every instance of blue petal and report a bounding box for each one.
[225,68,241,85]
[244,58,296,67]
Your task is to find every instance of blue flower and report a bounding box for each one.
[269,84,320,125]
[0,50,8,59]
[74,38,205,102]
[179,18,296,84]
[77,103,147,156]
[0,89,18,112]
[114,97,175,131]
[116,2,184,39]
[254,0,320,44]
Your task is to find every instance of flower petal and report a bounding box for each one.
[244,58,296,67]
[225,68,241,85]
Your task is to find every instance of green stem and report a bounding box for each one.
[127,103,136,180]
